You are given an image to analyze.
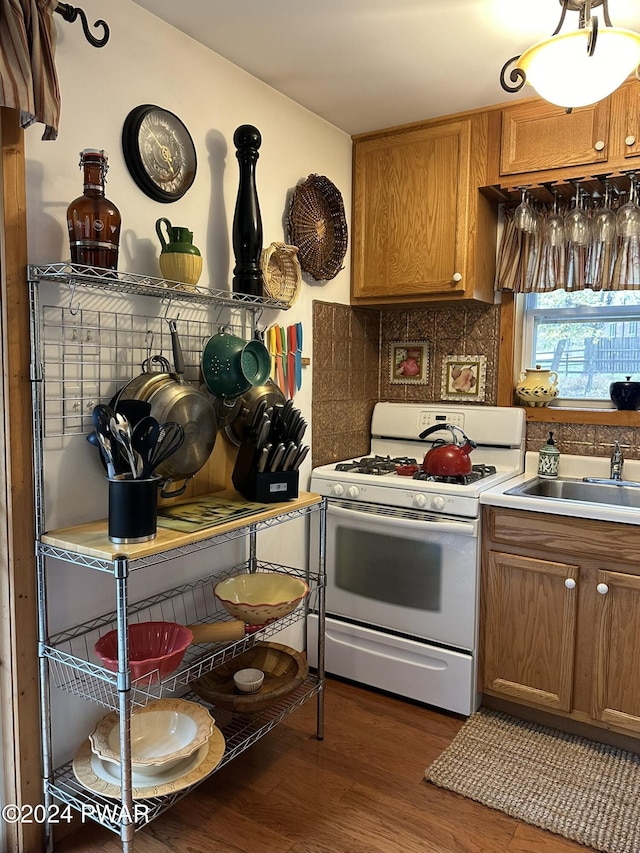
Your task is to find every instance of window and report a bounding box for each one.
[522,290,640,402]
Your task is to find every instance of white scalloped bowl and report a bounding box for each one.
[89,698,214,778]
[214,573,309,625]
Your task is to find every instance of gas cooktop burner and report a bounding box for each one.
[335,455,417,476]
[412,463,497,485]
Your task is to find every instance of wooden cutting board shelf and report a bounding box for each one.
[41,490,322,562]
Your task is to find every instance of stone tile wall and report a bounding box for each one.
[525,420,640,459]
[311,301,380,466]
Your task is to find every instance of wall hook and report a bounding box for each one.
[145,330,154,361]
[67,279,80,315]
[54,3,110,48]
[162,301,180,324]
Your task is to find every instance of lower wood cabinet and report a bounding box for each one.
[480,507,640,739]
[483,550,578,712]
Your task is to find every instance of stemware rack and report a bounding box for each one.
[27,265,326,853]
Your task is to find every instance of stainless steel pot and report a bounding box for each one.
[223,380,286,447]
[116,323,218,495]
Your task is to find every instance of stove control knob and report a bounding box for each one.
[331,484,345,497]
[413,494,428,509]
[347,486,360,499]
[431,495,446,511]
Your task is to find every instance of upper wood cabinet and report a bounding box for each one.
[500,99,611,177]
[496,79,640,185]
[351,113,497,306]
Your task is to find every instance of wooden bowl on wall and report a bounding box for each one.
[191,642,309,713]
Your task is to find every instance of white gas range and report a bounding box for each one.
[308,402,525,716]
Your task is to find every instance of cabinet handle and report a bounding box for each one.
[452,272,462,282]
[626,135,636,146]
[594,140,606,151]
[564,578,576,589]
[596,582,609,595]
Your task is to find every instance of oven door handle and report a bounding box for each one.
[327,502,477,537]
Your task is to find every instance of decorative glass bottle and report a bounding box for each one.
[67,149,121,270]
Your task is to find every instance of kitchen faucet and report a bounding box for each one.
[610,441,624,481]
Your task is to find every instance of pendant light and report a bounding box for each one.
[500,0,640,110]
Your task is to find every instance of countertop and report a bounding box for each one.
[41,490,322,561]
[480,453,640,526]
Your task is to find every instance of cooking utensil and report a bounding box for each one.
[419,424,477,477]
[201,329,271,399]
[149,422,185,473]
[267,326,276,381]
[111,398,152,429]
[186,620,246,644]
[287,325,296,399]
[295,322,303,392]
[268,442,286,472]
[222,380,285,447]
[117,323,218,494]
[88,429,117,478]
[280,325,288,396]
[292,416,307,446]
[109,413,139,478]
[281,441,298,471]
[132,416,161,478]
[291,444,309,470]
[256,445,270,473]
[253,413,271,450]
[273,326,285,395]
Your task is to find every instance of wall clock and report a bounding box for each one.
[122,104,197,203]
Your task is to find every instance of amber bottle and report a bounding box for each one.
[67,149,121,270]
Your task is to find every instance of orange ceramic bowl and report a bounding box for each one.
[94,621,193,682]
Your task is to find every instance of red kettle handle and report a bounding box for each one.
[419,424,456,441]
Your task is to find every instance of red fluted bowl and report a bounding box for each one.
[94,621,193,683]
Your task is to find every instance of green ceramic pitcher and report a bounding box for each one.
[155,218,202,287]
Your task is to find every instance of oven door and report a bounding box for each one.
[312,500,479,651]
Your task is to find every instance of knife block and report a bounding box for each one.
[232,438,299,502]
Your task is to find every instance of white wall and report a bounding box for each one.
[23,0,352,763]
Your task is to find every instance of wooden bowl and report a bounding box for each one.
[191,642,309,713]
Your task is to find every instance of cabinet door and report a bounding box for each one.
[592,569,640,733]
[500,100,610,176]
[617,83,640,162]
[351,120,471,300]
[483,550,579,711]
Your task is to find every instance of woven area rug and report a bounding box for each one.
[425,707,640,853]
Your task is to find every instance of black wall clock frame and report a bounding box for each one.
[122,104,197,203]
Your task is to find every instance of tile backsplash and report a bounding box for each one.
[312,300,501,467]
[311,300,640,468]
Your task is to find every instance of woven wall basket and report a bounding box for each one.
[260,242,302,306]
[287,173,348,281]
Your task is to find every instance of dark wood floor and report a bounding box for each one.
[56,677,593,852]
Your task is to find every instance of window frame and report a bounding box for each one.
[522,291,640,409]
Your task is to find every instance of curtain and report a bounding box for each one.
[0,0,60,140]
[495,206,640,293]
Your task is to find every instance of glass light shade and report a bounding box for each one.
[517,27,640,108]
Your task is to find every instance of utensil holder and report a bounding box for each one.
[108,475,160,543]
[232,440,299,503]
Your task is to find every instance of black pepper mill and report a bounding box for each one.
[232,124,263,297]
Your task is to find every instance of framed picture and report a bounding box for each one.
[441,355,487,402]
[389,341,429,385]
